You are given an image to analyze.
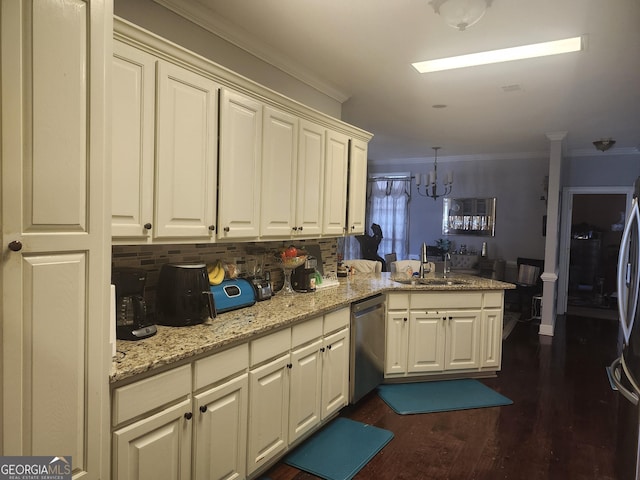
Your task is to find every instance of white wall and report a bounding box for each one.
[563,153,640,187]
[369,156,549,263]
[114,0,342,118]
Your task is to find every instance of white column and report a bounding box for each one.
[539,132,567,336]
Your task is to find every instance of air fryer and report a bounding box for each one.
[156,263,216,327]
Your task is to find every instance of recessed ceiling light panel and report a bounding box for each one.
[412,36,583,73]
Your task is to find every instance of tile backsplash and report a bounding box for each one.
[112,238,339,308]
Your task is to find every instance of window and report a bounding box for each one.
[343,177,410,262]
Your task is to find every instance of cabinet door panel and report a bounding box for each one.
[289,339,322,442]
[481,309,503,368]
[2,2,109,478]
[385,311,409,375]
[322,130,349,235]
[113,399,192,480]
[347,138,368,235]
[321,327,350,419]
[446,310,481,370]
[296,120,325,236]
[219,88,262,239]
[194,374,248,480]
[112,41,155,238]
[247,354,289,474]
[261,106,298,237]
[156,60,218,239]
[409,311,446,373]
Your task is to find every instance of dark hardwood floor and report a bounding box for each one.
[264,314,621,479]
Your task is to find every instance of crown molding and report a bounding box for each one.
[153,0,351,103]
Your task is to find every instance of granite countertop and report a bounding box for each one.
[110,272,514,384]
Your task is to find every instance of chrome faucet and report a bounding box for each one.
[419,242,431,278]
[443,252,451,278]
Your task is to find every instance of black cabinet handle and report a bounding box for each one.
[327,345,332,350]
[208,225,215,231]
[143,223,152,230]
[200,405,208,413]
[293,226,298,231]
[299,226,303,231]
[224,227,230,232]
[184,412,193,420]
[320,347,325,352]
[8,241,22,252]
[403,317,408,322]
[287,363,293,369]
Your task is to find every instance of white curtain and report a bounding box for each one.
[343,178,411,261]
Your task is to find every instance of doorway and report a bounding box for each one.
[558,187,634,318]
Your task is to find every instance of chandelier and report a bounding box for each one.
[429,0,493,31]
[415,147,453,200]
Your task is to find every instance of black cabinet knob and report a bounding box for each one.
[403,317,408,322]
[224,227,230,232]
[292,226,298,231]
[143,223,152,230]
[8,240,22,252]
[320,347,325,352]
[200,405,208,413]
[287,363,293,369]
[327,345,332,350]
[208,225,215,231]
[184,412,193,420]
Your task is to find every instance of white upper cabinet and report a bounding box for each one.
[218,88,263,239]
[113,19,372,244]
[347,138,369,235]
[112,41,156,239]
[155,60,219,239]
[322,130,350,236]
[295,120,325,237]
[260,106,299,237]
[112,44,219,242]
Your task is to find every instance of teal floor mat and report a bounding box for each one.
[378,379,513,415]
[284,417,393,480]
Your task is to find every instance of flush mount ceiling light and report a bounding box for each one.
[412,36,583,73]
[429,0,493,31]
[593,138,616,151]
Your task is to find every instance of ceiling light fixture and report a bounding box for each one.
[412,36,583,73]
[415,147,453,200]
[593,138,616,152]
[429,0,493,31]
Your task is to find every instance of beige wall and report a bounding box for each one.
[114,0,343,118]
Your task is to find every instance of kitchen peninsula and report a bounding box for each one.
[111,273,514,383]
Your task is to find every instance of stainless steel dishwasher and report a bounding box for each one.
[350,294,386,404]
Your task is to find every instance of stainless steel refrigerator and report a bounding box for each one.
[610,177,640,480]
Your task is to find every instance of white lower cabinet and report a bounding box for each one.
[320,326,350,419]
[385,291,501,378]
[247,309,350,476]
[113,399,193,480]
[112,308,350,480]
[193,344,250,480]
[112,366,193,480]
[247,351,291,474]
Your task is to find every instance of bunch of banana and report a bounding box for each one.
[207,261,225,285]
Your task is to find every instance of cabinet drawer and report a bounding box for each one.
[387,293,410,310]
[410,292,482,310]
[324,307,350,334]
[251,328,291,366]
[483,291,504,308]
[194,343,249,390]
[112,364,191,426]
[292,316,323,348]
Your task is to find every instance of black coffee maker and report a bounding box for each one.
[112,268,157,341]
